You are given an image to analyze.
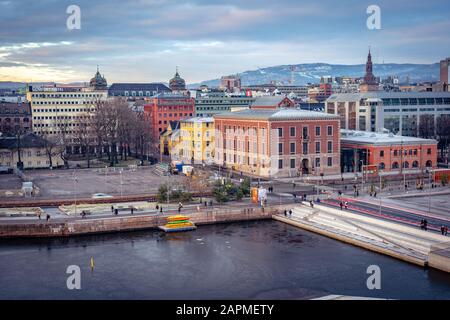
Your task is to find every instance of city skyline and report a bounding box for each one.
[0,0,449,83]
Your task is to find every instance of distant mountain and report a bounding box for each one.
[190,63,440,88]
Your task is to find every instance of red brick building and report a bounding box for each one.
[341,129,437,173]
[214,108,341,178]
[144,93,195,142]
[0,102,32,136]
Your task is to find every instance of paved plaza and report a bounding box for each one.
[24,166,186,199]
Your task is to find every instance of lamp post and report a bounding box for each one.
[73,170,78,216]
[428,169,432,213]
[120,168,123,197]
[379,170,383,215]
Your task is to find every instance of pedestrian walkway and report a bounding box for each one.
[273,202,450,272]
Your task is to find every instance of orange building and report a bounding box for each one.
[214,108,341,178]
[340,129,437,173]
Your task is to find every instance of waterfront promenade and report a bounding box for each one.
[273,202,450,273]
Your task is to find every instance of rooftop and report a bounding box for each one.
[341,129,437,146]
[251,95,291,107]
[108,83,171,92]
[327,91,450,102]
[181,117,214,123]
[214,108,339,121]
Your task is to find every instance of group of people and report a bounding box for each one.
[37,212,51,222]
[339,201,349,210]
[283,209,293,217]
[420,219,428,230]
[440,225,448,236]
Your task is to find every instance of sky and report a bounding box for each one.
[0,0,449,84]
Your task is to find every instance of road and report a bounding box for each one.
[321,197,450,233]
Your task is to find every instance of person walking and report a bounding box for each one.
[289,209,292,216]
[114,208,118,216]
[156,204,159,210]
[284,210,287,217]
[46,214,50,222]
[344,201,348,210]
[444,226,448,236]
[111,205,114,213]
[131,207,134,215]
[339,202,343,210]
[309,200,314,208]
[441,225,446,235]
[38,212,41,220]
[423,219,428,231]
[160,206,163,213]
[420,219,425,230]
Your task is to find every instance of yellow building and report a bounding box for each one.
[26,84,108,154]
[0,133,61,169]
[178,117,214,164]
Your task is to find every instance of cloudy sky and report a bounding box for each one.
[0,0,449,84]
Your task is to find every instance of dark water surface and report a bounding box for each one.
[1,220,450,299]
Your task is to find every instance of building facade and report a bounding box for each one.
[195,91,255,117]
[177,117,215,164]
[0,102,32,135]
[143,93,195,141]
[325,91,450,137]
[340,129,437,173]
[214,109,341,178]
[0,133,61,169]
[26,85,108,152]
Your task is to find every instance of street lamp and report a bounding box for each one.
[120,169,123,197]
[378,170,383,215]
[73,169,78,216]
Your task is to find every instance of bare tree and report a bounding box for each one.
[418,114,435,139]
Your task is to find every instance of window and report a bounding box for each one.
[290,142,296,154]
[315,157,320,167]
[327,125,333,136]
[278,143,283,155]
[327,157,332,167]
[278,128,283,137]
[290,127,296,137]
[427,148,431,155]
[315,126,321,136]
[303,142,308,155]
[380,150,384,157]
[290,158,296,169]
[302,127,308,139]
[327,141,332,153]
[315,142,320,153]
[379,162,385,170]
[278,159,283,169]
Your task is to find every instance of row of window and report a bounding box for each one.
[278,157,333,169]
[32,101,96,105]
[279,141,334,154]
[158,113,193,118]
[379,148,432,157]
[0,117,29,122]
[31,93,103,98]
[378,160,432,169]
[33,108,94,113]
[382,98,450,106]
[278,125,334,138]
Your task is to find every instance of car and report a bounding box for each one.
[0,166,13,174]
[91,193,113,199]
